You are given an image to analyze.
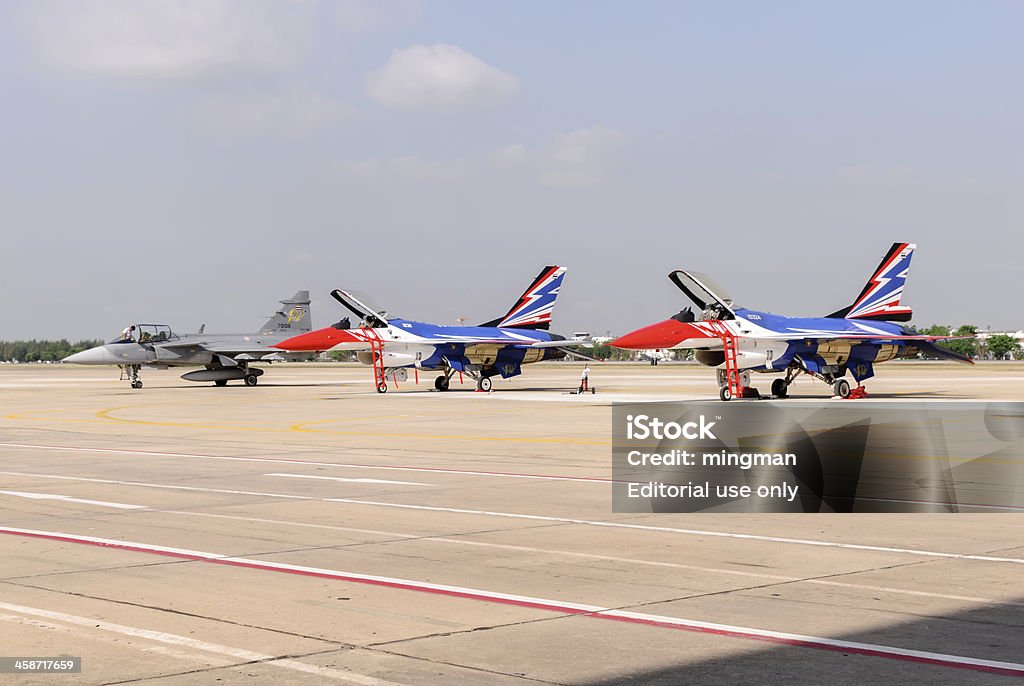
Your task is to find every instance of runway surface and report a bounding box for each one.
[2,362,1023,684]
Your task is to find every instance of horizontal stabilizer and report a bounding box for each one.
[913,340,975,364]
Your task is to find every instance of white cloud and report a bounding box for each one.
[538,127,624,187]
[334,0,420,33]
[367,44,519,111]
[489,144,528,166]
[20,0,314,79]
[192,93,354,135]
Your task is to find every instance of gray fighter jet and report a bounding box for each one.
[63,291,312,388]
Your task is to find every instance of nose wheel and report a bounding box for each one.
[434,375,450,391]
[476,376,492,392]
[125,365,143,389]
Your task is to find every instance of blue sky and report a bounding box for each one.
[1,1,1020,338]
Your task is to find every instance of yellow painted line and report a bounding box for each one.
[5,408,76,419]
[87,406,610,446]
[94,406,279,433]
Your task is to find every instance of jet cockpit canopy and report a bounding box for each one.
[330,290,391,329]
[667,271,737,321]
[111,324,175,344]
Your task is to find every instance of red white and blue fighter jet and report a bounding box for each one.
[612,243,973,400]
[276,266,595,393]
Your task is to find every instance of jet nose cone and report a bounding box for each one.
[612,320,696,350]
[63,346,123,365]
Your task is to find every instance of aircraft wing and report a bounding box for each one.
[457,339,604,362]
[777,332,975,343]
[159,339,288,356]
[514,340,604,361]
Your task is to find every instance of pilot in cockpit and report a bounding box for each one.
[361,311,387,328]
[333,317,352,330]
[702,304,722,321]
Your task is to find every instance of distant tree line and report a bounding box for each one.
[0,340,103,362]
[583,343,635,361]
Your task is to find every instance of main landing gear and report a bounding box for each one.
[771,378,788,398]
[720,363,868,401]
[769,363,867,400]
[434,371,452,392]
[433,367,494,393]
[769,366,801,399]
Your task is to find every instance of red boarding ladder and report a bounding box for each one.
[717,326,749,400]
[363,327,388,392]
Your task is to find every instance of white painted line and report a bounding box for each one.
[0,489,145,510]
[172,510,1024,609]
[0,442,611,484]
[2,470,1022,565]
[1,527,1022,677]
[322,497,1024,566]
[0,472,309,501]
[0,612,237,667]
[0,601,400,685]
[265,473,429,486]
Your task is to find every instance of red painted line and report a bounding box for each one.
[2,526,1022,677]
[0,443,613,484]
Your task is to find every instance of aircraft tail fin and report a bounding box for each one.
[827,243,915,322]
[480,266,566,330]
[260,290,312,334]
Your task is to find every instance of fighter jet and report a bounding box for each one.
[63,291,312,388]
[276,267,597,393]
[612,243,973,400]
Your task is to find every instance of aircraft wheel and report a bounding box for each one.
[376,381,388,393]
[834,379,851,398]
[434,375,449,391]
[477,376,492,392]
[244,373,258,387]
[131,380,143,389]
[215,379,228,387]
[771,378,789,398]
[719,386,732,401]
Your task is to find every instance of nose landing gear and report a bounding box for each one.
[122,364,143,389]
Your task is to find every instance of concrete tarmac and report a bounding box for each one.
[1,362,1023,684]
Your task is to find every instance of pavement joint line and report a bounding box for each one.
[1,525,1023,678]
[364,646,565,686]
[0,611,242,671]
[3,468,1023,565]
[4,579,356,645]
[0,599,405,685]
[320,497,1024,566]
